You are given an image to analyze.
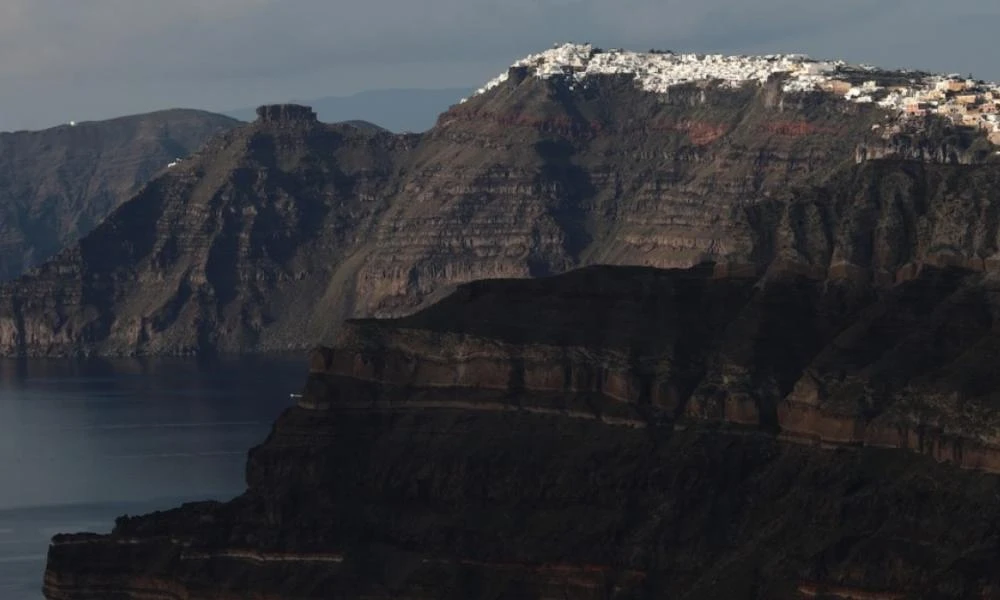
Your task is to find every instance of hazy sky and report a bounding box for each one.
[1,0,998,131]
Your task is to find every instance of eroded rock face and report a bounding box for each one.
[0,109,239,281]
[3,77,1000,357]
[43,264,1000,599]
[311,264,1000,473]
[0,114,415,356]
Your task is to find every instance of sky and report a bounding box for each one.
[1,0,999,131]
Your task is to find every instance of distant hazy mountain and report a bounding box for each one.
[226,88,470,132]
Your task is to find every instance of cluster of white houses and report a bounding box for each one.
[473,44,1000,145]
[856,77,1000,145]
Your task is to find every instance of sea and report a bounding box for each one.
[0,355,307,599]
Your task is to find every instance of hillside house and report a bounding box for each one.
[963,113,984,127]
[939,79,967,92]
[955,94,980,105]
[990,131,1000,145]
[821,80,853,95]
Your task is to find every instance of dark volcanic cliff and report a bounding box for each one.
[0,106,413,355]
[44,264,1000,599]
[4,68,1000,356]
[0,109,239,281]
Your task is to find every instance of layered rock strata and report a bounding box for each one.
[0,109,238,281]
[44,264,1000,599]
[3,60,1000,356]
[312,264,1000,474]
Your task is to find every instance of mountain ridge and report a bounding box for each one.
[3,46,1000,357]
[225,87,471,133]
[0,108,239,282]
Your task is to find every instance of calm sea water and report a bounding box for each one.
[0,355,307,599]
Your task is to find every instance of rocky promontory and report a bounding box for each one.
[255,104,319,125]
[308,263,1000,474]
[43,263,1000,599]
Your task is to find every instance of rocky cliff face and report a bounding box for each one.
[316,263,1000,473]
[44,264,1000,599]
[0,109,239,281]
[3,69,1000,356]
[855,118,999,166]
[0,106,414,356]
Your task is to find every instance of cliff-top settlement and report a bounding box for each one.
[472,43,1000,145]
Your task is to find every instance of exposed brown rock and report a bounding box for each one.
[301,264,1000,474]
[42,264,1000,599]
[10,73,1000,357]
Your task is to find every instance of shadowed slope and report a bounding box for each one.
[0,109,238,281]
[3,69,1000,356]
[43,263,1000,599]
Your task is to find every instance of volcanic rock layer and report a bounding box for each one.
[44,264,1000,599]
[3,67,1000,357]
[0,109,238,282]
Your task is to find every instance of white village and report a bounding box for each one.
[474,43,1000,146]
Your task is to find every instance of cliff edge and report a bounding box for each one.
[4,45,1000,356]
[43,263,1000,599]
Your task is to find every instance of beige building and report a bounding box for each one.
[963,113,983,127]
[822,80,853,95]
[940,79,967,92]
[990,131,1000,145]
[955,94,980,105]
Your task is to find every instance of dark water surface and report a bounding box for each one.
[0,355,306,599]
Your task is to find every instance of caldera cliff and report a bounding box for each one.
[0,109,239,282]
[4,45,1000,356]
[44,263,1000,599]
